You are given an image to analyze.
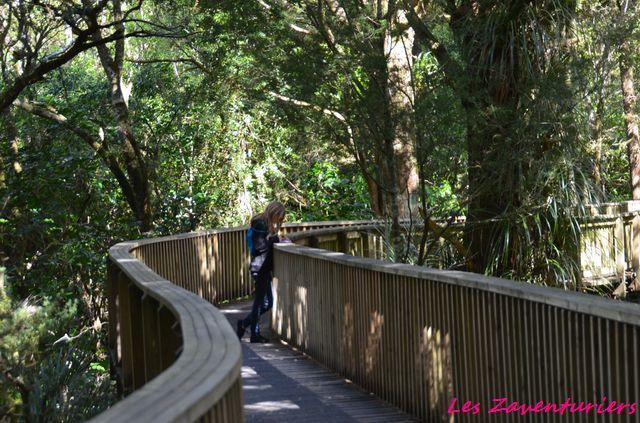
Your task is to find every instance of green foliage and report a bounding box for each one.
[413,50,467,219]
[290,160,372,221]
[2,6,374,418]
[3,0,640,419]
[0,293,114,421]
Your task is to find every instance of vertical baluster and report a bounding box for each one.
[106,259,120,385]
[157,305,181,370]
[141,294,162,382]
[129,283,145,390]
[117,273,134,395]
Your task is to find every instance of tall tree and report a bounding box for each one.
[92,0,151,231]
[9,3,154,232]
[407,0,587,280]
[618,0,640,199]
[13,98,152,231]
[0,0,169,231]
[257,0,421,259]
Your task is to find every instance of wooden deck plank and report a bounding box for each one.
[222,300,418,423]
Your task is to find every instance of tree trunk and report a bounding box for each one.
[384,7,419,220]
[464,119,509,273]
[0,109,18,275]
[94,0,152,232]
[591,93,605,192]
[364,174,384,216]
[1,109,22,176]
[620,22,640,199]
[288,1,419,253]
[373,6,420,261]
[351,6,419,229]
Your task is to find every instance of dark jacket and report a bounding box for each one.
[250,218,279,274]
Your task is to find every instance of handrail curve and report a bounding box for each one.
[93,233,243,422]
[95,221,372,422]
[95,208,640,422]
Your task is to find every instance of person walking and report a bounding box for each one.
[237,201,286,343]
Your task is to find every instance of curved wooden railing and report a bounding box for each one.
[96,207,640,422]
[274,225,640,422]
[94,234,243,422]
[95,221,372,422]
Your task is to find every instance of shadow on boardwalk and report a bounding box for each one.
[221,301,417,423]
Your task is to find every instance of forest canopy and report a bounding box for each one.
[1,0,639,420]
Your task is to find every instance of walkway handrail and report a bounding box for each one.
[95,221,370,422]
[93,234,243,422]
[95,211,640,422]
[274,224,640,421]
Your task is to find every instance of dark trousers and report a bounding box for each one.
[242,271,273,335]
[256,279,273,334]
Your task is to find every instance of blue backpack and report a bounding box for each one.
[247,221,268,258]
[247,221,267,258]
[246,227,257,257]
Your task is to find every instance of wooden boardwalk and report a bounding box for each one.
[221,301,417,423]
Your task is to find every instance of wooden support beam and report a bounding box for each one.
[141,295,162,382]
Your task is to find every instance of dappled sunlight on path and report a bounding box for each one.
[220,300,416,422]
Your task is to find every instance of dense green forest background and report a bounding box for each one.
[1,0,639,420]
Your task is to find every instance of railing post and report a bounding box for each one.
[616,217,626,281]
[106,259,120,389]
[128,284,145,390]
[117,274,134,396]
[362,232,371,258]
[632,215,640,289]
[346,231,360,256]
[212,234,220,297]
[141,295,162,383]
[157,306,182,369]
[337,232,348,254]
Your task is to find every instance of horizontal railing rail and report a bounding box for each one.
[289,216,640,285]
[274,225,640,422]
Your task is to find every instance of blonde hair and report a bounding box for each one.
[252,201,286,235]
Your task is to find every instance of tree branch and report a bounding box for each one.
[2,370,29,404]
[0,27,143,112]
[268,90,348,122]
[13,98,139,214]
[0,0,178,112]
